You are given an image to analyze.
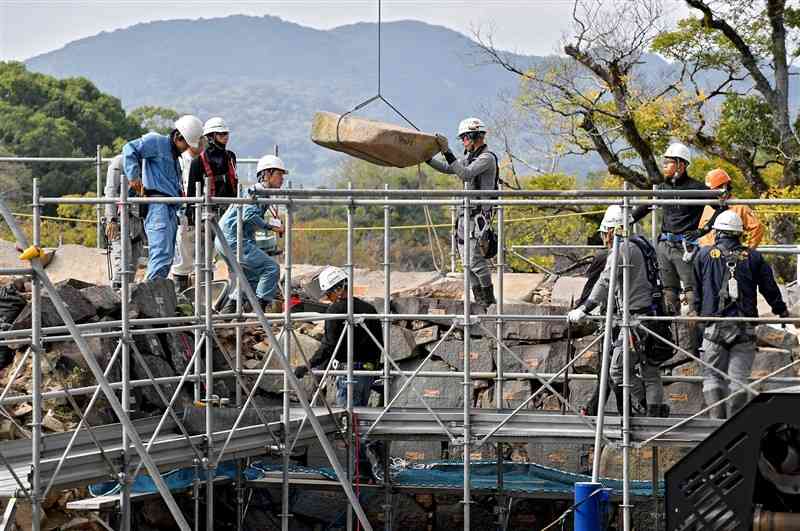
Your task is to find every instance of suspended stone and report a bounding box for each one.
[311,111,440,167]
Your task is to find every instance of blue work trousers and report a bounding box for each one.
[144,203,178,280]
[216,241,279,303]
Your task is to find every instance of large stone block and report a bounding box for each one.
[436,338,494,373]
[572,335,603,374]
[664,381,703,416]
[132,354,181,411]
[130,278,177,318]
[253,333,321,395]
[486,303,572,341]
[389,325,418,362]
[390,440,443,462]
[12,284,95,329]
[79,285,120,317]
[500,340,569,375]
[477,380,534,410]
[752,347,796,390]
[756,325,799,351]
[413,325,439,347]
[568,379,618,415]
[391,297,482,321]
[390,358,463,409]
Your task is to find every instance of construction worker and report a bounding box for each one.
[294,265,384,480]
[696,168,764,249]
[428,117,497,306]
[122,115,204,280]
[693,210,788,419]
[103,154,147,289]
[631,142,708,317]
[172,117,239,292]
[568,205,669,417]
[216,154,286,313]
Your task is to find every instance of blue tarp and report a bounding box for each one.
[90,460,662,498]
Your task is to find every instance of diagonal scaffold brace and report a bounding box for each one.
[209,217,374,531]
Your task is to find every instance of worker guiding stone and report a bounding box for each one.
[294,265,385,480]
[172,117,239,293]
[428,117,498,306]
[122,115,204,280]
[216,154,286,314]
[568,205,671,417]
[693,210,788,419]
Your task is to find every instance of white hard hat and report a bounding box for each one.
[256,155,289,175]
[457,117,487,137]
[203,117,229,136]
[318,266,348,293]
[712,209,744,233]
[174,115,204,149]
[598,205,629,232]
[662,142,691,164]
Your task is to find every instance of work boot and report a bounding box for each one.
[471,285,484,305]
[614,386,646,416]
[703,389,727,420]
[481,285,497,306]
[727,391,750,418]
[647,404,670,418]
[174,274,190,294]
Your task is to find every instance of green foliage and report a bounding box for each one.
[0,62,178,215]
[715,95,778,154]
[129,106,180,134]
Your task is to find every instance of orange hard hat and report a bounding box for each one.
[705,168,731,189]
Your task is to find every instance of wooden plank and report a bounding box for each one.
[0,498,17,531]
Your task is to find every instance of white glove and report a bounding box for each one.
[567,306,587,323]
[435,133,450,154]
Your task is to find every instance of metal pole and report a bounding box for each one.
[621,189,632,531]
[450,205,457,273]
[346,181,355,531]
[591,236,620,481]
[203,176,215,531]
[119,169,132,531]
[194,186,203,402]
[96,145,102,249]
[383,183,393,531]
[462,181,472,529]
[495,179,506,531]
[281,185,293,531]
[31,179,42,531]
[651,184,658,244]
[235,183,244,531]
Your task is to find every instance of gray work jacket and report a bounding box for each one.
[587,239,654,314]
[427,146,497,192]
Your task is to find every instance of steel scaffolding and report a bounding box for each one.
[1,166,800,531]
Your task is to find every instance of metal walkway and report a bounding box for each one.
[0,407,343,497]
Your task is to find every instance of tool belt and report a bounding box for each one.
[659,231,697,244]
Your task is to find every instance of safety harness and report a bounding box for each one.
[711,245,749,316]
[199,150,238,198]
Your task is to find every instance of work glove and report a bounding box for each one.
[567,306,587,324]
[105,220,120,241]
[294,366,309,379]
[684,229,703,242]
[435,133,451,155]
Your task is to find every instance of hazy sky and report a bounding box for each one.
[0,0,614,61]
